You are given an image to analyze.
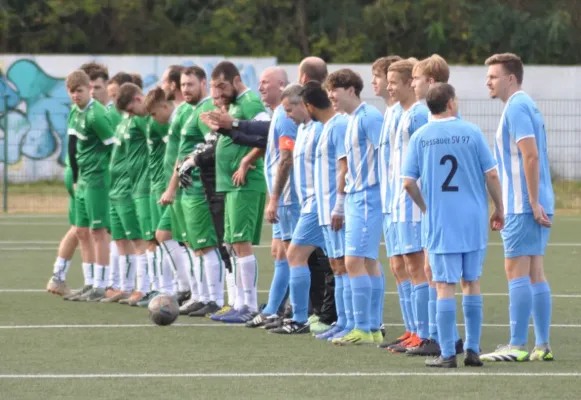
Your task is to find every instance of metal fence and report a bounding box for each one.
[1,98,580,213]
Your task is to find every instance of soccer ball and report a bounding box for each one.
[148,295,179,326]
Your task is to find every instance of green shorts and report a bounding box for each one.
[110,199,142,241]
[170,197,188,243]
[158,207,172,233]
[150,191,165,232]
[224,191,265,245]
[134,196,154,241]
[182,194,219,250]
[64,167,75,226]
[75,184,110,230]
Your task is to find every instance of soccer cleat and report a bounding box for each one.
[209,306,234,321]
[310,321,331,335]
[269,320,310,335]
[245,313,272,328]
[189,301,220,317]
[316,324,342,340]
[529,345,554,361]
[464,349,484,367]
[122,291,146,306]
[176,291,191,306]
[220,307,256,324]
[46,277,71,297]
[82,287,106,302]
[455,338,464,355]
[389,333,422,353]
[66,285,92,301]
[179,298,204,315]
[332,329,374,346]
[378,331,411,349]
[425,355,458,368]
[136,291,160,308]
[406,338,441,357]
[100,290,131,303]
[372,330,384,344]
[480,345,530,362]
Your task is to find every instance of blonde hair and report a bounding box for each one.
[66,70,90,90]
[371,55,403,76]
[413,54,450,83]
[388,60,415,82]
[144,86,168,113]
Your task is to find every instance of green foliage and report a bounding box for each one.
[2,0,580,64]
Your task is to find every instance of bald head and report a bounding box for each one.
[299,57,328,85]
[258,67,289,108]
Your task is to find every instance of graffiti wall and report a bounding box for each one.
[0,55,276,183]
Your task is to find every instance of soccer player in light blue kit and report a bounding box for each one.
[402,83,504,368]
[270,83,326,334]
[301,81,351,341]
[324,69,385,345]
[246,68,300,328]
[480,53,554,362]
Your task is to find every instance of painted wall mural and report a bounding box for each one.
[0,55,276,182]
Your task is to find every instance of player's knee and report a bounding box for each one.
[233,242,252,258]
[155,230,169,244]
[74,226,90,241]
[460,279,480,296]
[345,256,366,276]
[89,228,106,241]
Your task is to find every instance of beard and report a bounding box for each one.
[185,90,202,105]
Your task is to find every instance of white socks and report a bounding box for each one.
[159,245,175,295]
[185,248,199,301]
[120,254,136,292]
[93,265,110,289]
[238,255,258,312]
[82,263,94,286]
[135,253,149,293]
[161,240,193,296]
[193,252,210,304]
[53,257,71,281]
[204,249,224,307]
[147,249,159,291]
[226,265,236,307]
[108,242,120,289]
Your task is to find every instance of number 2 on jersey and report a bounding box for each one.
[440,155,459,192]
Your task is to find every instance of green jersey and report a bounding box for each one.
[107,102,122,130]
[126,116,151,199]
[178,96,215,196]
[147,117,169,193]
[109,114,133,201]
[216,89,268,193]
[68,99,114,188]
[163,102,193,182]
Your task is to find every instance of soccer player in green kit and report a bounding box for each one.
[65,70,115,302]
[207,61,269,322]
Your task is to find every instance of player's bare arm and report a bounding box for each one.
[485,168,504,231]
[159,159,180,205]
[266,148,293,223]
[517,137,551,227]
[232,147,264,186]
[331,157,348,232]
[402,177,427,214]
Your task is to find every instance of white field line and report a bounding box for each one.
[0,323,579,329]
[0,372,579,379]
[1,288,581,298]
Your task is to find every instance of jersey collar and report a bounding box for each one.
[349,102,365,116]
[507,90,525,104]
[169,105,179,124]
[236,88,251,99]
[197,96,211,106]
[431,116,457,123]
[78,98,94,113]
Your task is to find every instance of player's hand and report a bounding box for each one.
[159,189,175,206]
[232,159,256,187]
[266,197,279,223]
[330,214,344,232]
[489,208,505,231]
[200,112,220,131]
[532,203,552,227]
[202,110,234,130]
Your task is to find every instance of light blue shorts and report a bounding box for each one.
[429,249,486,284]
[291,212,326,249]
[501,213,552,258]
[272,204,300,241]
[322,225,345,259]
[396,221,423,255]
[383,213,398,258]
[345,190,383,260]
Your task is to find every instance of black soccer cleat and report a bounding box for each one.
[406,338,441,357]
[269,320,310,335]
[425,355,458,368]
[455,338,464,355]
[464,349,484,367]
[189,301,220,317]
[176,291,191,306]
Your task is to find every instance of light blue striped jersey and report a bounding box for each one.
[402,117,497,253]
[378,103,403,214]
[264,104,299,206]
[315,113,348,226]
[391,101,429,222]
[344,102,384,193]
[294,120,323,214]
[494,91,554,215]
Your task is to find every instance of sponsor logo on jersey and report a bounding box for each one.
[197,238,207,244]
[233,232,244,238]
[93,220,102,224]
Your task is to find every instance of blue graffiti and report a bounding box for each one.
[0,58,265,167]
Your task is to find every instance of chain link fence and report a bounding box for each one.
[1,99,580,213]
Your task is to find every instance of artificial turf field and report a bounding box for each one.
[0,214,580,400]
